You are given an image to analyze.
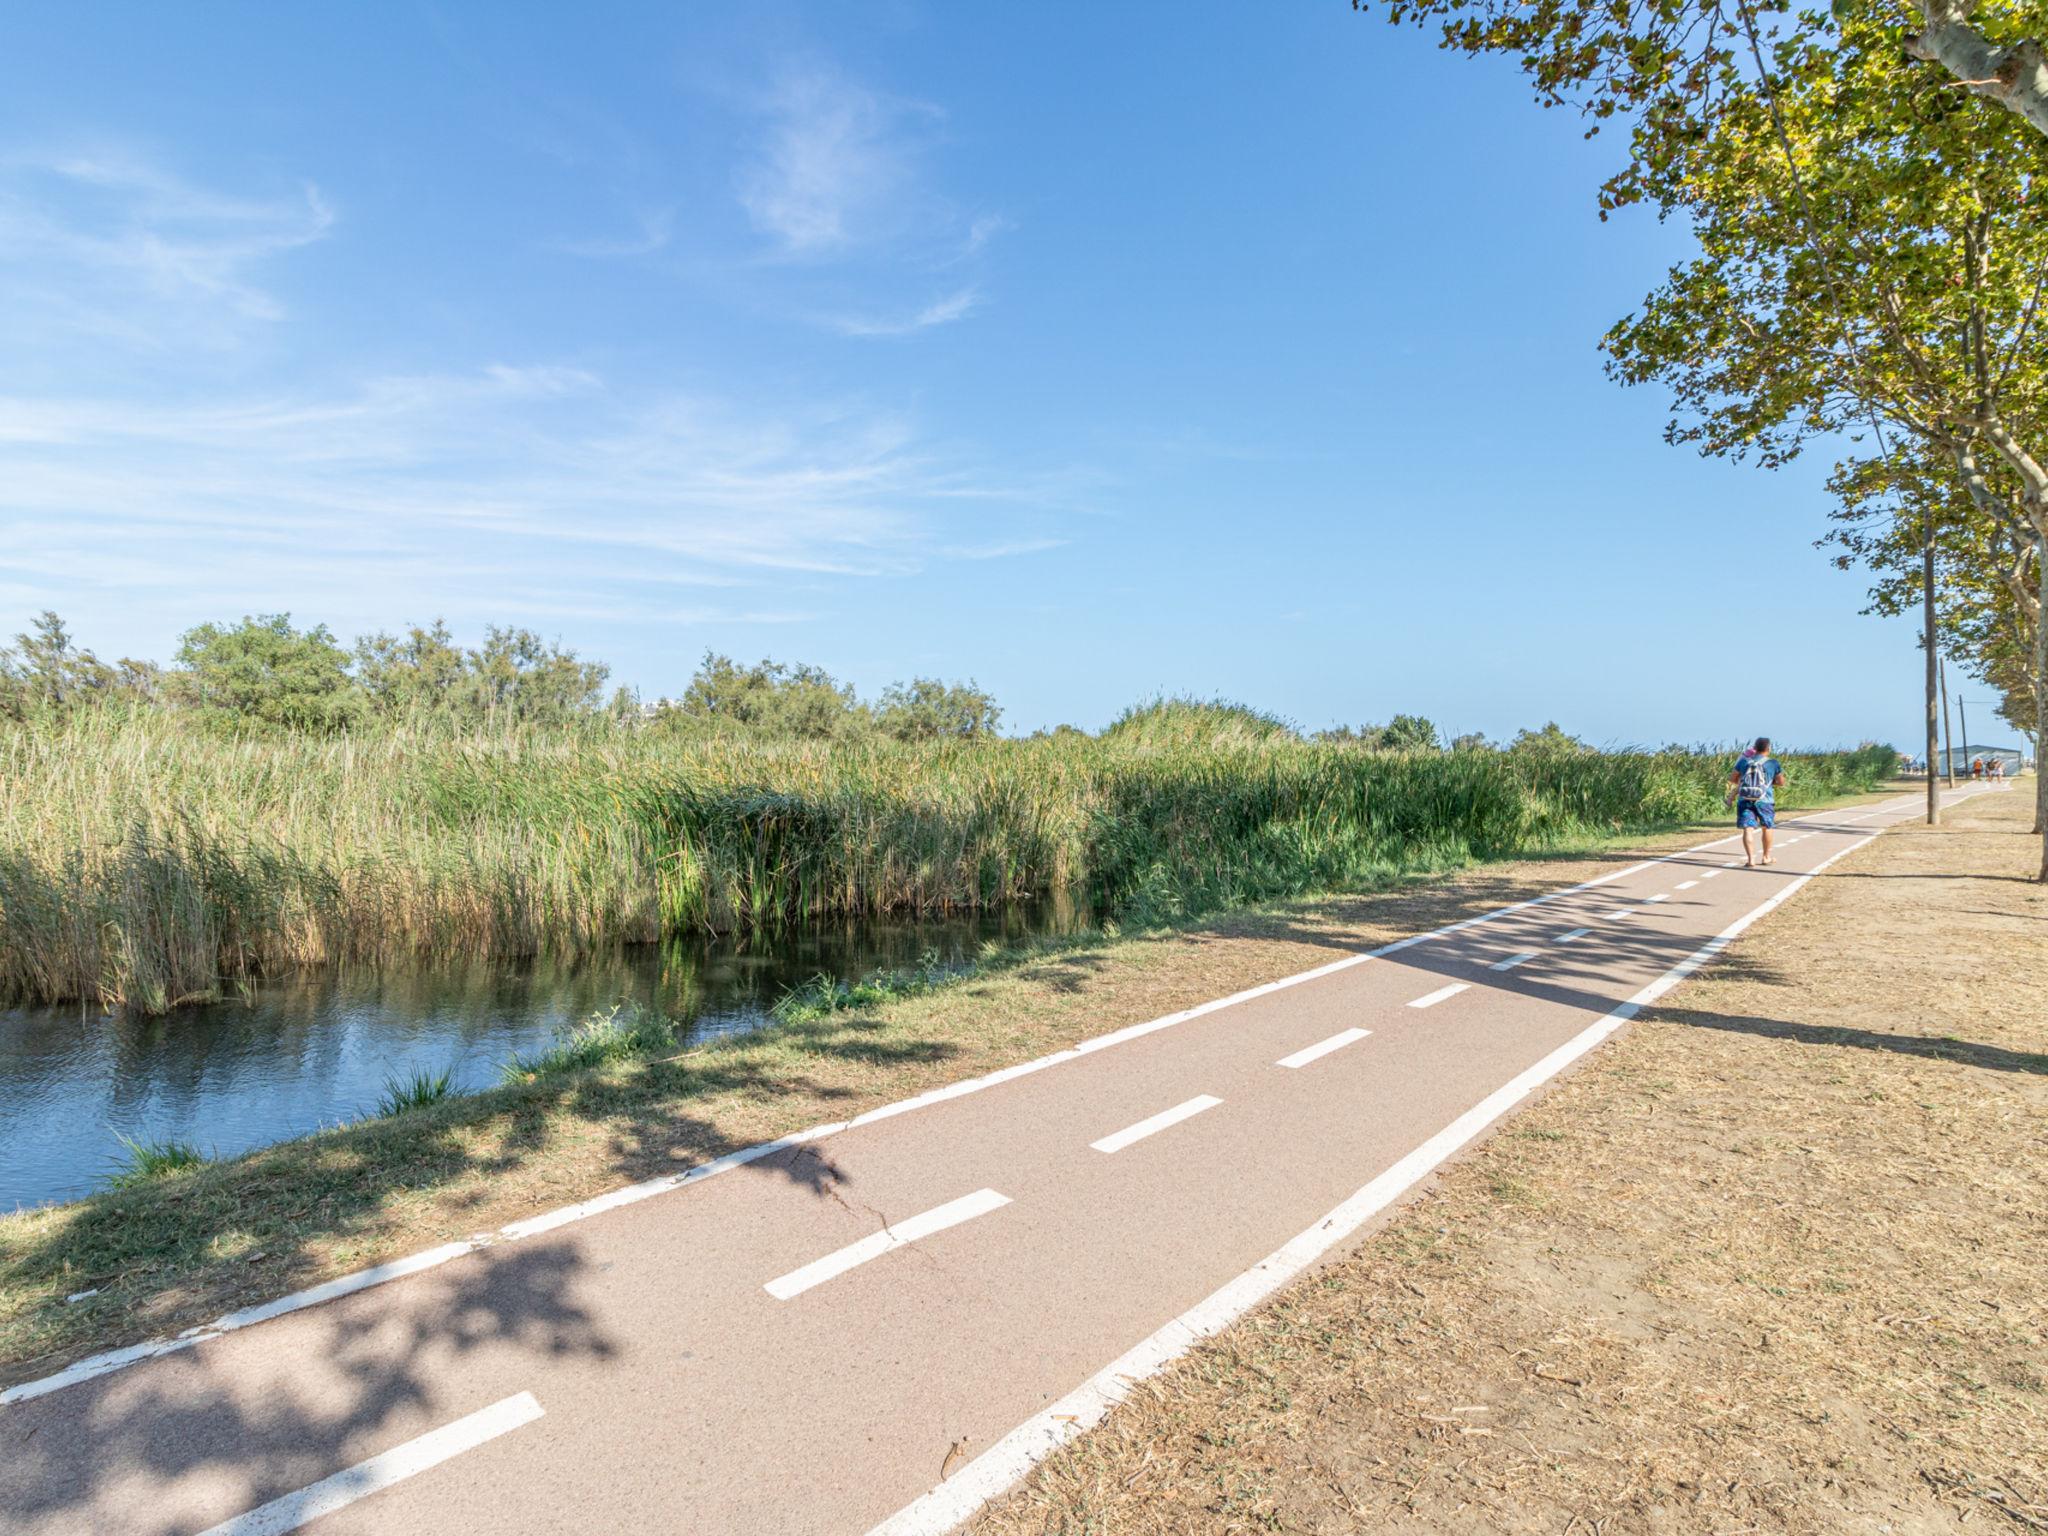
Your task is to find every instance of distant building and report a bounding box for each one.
[1936,745,2026,775]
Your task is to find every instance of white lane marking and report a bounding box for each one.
[1605,907,1640,921]
[865,824,1891,1536]
[1275,1027,1372,1070]
[1721,859,1744,868]
[1,796,1899,1410]
[1407,983,1468,1009]
[1643,894,1671,903]
[1489,951,1539,972]
[1699,870,1723,880]
[199,1393,543,1536]
[1551,927,1592,943]
[764,1189,1010,1301]
[1091,1095,1223,1154]
[1675,880,1699,891]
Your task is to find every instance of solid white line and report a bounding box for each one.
[1489,951,1539,972]
[1275,1027,1372,1070]
[1091,1095,1223,1154]
[1551,927,1592,943]
[198,1393,543,1536]
[1675,880,1699,891]
[0,796,1892,1411]
[764,1189,1010,1301]
[863,825,1890,1536]
[1406,983,1468,1009]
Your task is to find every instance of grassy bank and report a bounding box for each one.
[0,782,1907,1389]
[971,783,2047,1536]
[0,707,1895,1012]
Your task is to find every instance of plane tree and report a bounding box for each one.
[1359,0,2048,178]
[1594,9,2048,872]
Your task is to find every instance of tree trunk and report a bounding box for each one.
[1905,3,2048,141]
[1925,533,1941,824]
[2036,530,2048,870]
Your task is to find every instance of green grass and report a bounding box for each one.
[0,707,1898,1014]
[498,1005,678,1083]
[772,948,959,1024]
[374,1067,456,1118]
[105,1135,208,1189]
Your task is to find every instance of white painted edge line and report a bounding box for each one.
[1674,880,1699,891]
[1406,983,1468,1010]
[863,824,1889,1536]
[1091,1095,1224,1155]
[1488,951,1539,973]
[764,1188,1010,1301]
[1275,1027,1371,1070]
[1551,927,1592,943]
[198,1392,543,1536]
[0,799,1887,1410]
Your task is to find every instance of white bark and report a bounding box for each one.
[1906,1,2048,141]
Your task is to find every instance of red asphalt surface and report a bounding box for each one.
[0,788,1990,1536]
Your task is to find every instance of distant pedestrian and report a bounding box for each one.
[1726,737,1787,867]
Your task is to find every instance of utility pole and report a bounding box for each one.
[1959,695,1973,776]
[1924,512,1940,823]
[1940,658,1957,786]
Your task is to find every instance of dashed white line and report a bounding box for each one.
[764,1189,1011,1301]
[1643,894,1671,903]
[1605,907,1640,921]
[1699,870,1724,880]
[1275,1028,1372,1070]
[866,823,1897,1536]
[1489,951,1540,972]
[198,1392,544,1536]
[1091,1095,1223,1154]
[1551,927,1592,943]
[1675,880,1699,891]
[1407,983,1469,1009]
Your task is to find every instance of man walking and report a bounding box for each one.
[1727,737,1787,867]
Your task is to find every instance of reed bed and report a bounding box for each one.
[0,710,1895,1012]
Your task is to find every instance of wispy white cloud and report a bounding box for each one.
[719,61,1010,337]
[557,206,674,259]
[0,364,1072,642]
[0,148,333,351]
[827,286,979,338]
[940,536,1069,561]
[735,64,937,257]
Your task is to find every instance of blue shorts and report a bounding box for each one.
[1737,801,1775,829]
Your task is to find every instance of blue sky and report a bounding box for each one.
[0,2,1943,748]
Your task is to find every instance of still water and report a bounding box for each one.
[0,901,1086,1211]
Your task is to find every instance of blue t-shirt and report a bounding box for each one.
[1733,755,1782,806]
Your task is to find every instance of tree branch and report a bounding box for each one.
[1905,1,2048,140]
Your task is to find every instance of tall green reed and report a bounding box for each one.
[0,709,1894,1013]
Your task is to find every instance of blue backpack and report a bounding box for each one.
[1737,755,1774,804]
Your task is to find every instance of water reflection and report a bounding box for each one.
[0,899,1087,1210]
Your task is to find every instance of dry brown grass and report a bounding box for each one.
[971,786,2048,1536]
